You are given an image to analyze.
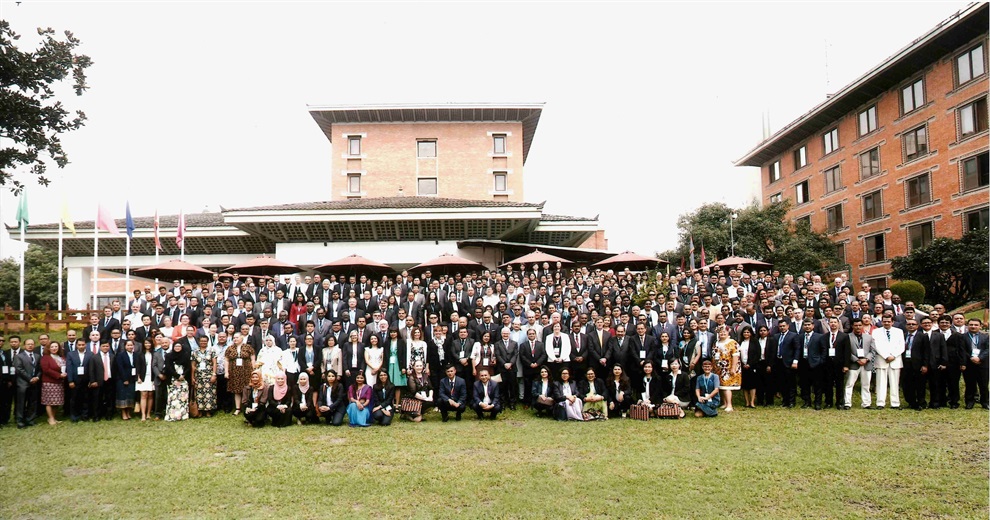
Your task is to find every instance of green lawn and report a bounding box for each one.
[0,404,986,519]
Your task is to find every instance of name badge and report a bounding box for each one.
[235,358,244,367]
[856,348,864,358]
[77,366,85,375]
[905,350,911,359]
[803,347,809,357]
[200,362,207,371]
[61,366,66,375]
[661,359,668,368]
[131,368,136,376]
[639,351,646,359]
[973,349,980,358]
[1,366,7,374]
[482,359,489,366]
[327,363,333,371]
[828,348,836,357]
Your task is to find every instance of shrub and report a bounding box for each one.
[891,280,926,304]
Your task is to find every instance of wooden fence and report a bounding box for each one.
[0,307,92,335]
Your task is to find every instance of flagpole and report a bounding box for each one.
[19,218,25,321]
[58,218,63,320]
[92,208,99,310]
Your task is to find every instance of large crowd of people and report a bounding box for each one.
[1,262,987,429]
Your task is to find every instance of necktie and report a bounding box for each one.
[29,352,34,364]
[103,354,110,381]
[886,330,891,341]
[907,333,913,349]
[830,333,835,346]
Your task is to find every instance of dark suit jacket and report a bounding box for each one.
[902,331,931,370]
[341,343,366,376]
[577,378,606,401]
[317,382,346,413]
[518,339,547,376]
[925,330,948,367]
[114,351,139,384]
[439,376,467,406]
[66,349,94,385]
[606,335,633,369]
[586,328,612,362]
[551,381,579,403]
[471,380,501,409]
[88,351,114,387]
[660,372,692,403]
[13,350,41,389]
[789,332,826,368]
[495,339,518,371]
[636,376,663,402]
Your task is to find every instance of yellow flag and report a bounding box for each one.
[61,199,76,236]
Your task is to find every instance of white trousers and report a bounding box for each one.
[845,367,872,408]
[875,367,900,408]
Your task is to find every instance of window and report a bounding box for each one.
[795,215,811,228]
[864,276,888,290]
[492,135,506,155]
[769,192,782,203]
[907,222,933,251]
[858,105,877,136]
[902,78,925,114]
[965,207,989,231]
[824,166,842,193]
[826,204,843,232]
[417,177,438,195]
[417,140,437,158]
[865,234,886,263]
[859,147,880,179]
[348,136,361,156]
[493,173,507,192]
[863,190,882,221]
[793,146,807,170]
[823,128,839,155]
[962,152,989,191]
[347,174,361,194]
[903,126,927,161]
[795,180,810,204]
[768,161,781,183]
[959,97,988,137]
[834,243,846,264]
[957,44,985,85]
[905,173,931,208]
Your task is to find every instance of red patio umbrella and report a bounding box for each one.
[591,251,667,271]
[134,259,216,281]
[313,254,394,277]
[410,253,487,275]
[499,249,574,268]
[223,256,301,277]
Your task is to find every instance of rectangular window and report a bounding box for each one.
[962,152,990,191]
[908,222,933,252]
[769,192,782,203]
[902,78,925,114]
[858,105,877,136]
[493,173,507,192]
[865,276,888,290]
[417,177,438,195]
[795,215,811,228]
[965,207,989,231]
[959,97,988,137]
[823,128,839,155]
[826,204,844,232]
[768,161,781,183]
[795,180,810,204]
[492,135,506,155]
[824,166,842,193]
[348,136,361,156]
[905,173,931,208]
[835,243,846,264]
[859,147,880,179]
[793,146,807,169]
[865,234,886,263]
[863,190,882,221]
[347,174,361,194]
[903,126,928,161]
[417,140,437,158]
[957,44,985,85]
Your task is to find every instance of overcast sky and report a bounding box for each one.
[0,0,971,261]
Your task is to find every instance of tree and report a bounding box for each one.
[890,228,989,309]
[0,244,66,309]
[664,200,841,274]
[0,21,92,191]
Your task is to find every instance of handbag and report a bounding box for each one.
[400,397,422,415]
[657,402,682,419]
[629,404,651,421]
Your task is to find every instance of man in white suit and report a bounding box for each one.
[871,314,905,409]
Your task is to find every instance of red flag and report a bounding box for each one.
[176,211,185,249]
[97,205,121,236]
[153,210,162,251]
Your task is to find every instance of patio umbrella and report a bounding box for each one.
[134,259,216,281]
[313,254,395,277]
[410,253,486,275]
[223,256,301,277]
[591,251,667,271]
[708,256,772,273]
[499,249,574,268]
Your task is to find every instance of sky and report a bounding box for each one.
[0,0,973,260]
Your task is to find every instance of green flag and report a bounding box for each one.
[15,191,28,228]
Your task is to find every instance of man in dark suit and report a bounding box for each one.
[775,320,798,407]
[12,338,41,428]
[628,322,658,389]
[794,319,825,409]
[821,317,850,409]
[447,327,475,400]
[65,338,94,422]
[587,317,612,380]
[471,368,501,420]
[428,326,449,404]
[568,321,588,377]
[606,325,633,377]
[900,318,931,411]
[88,342,115,421]
[757,325,777,406]
[518,328,546,407]
[962,318,989,409]
[921,316,948,409]
[439,364,467,422]
[494,327,518,409]
[941,316,967,408]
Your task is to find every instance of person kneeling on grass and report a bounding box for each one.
[371,371,395,426]
[242,371,268,427]
[317,370,347,426]
[292,372,319,425]
[267,371,294,427]
[472,368,501,420]
[553,368,584,421]
[438,364,467,422]
[661,358,691,419]
[578,367,606,420]
[695,359,721,418]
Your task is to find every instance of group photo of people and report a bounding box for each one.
[2,262,987,430]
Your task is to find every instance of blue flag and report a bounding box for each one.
[125,202,135,239]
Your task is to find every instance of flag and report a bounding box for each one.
[176,210,185,249]
[700,243,707,268]
[680,256,685,272]
[15,191,28,228]
[153,210,161,251]
[688,235,696,271]
[97,204,120,236]
[61,198,75,236]
[125,202,135,239]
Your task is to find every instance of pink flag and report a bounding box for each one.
[97,205,121,236]
[153,210,162,251]
[176,211,185,249]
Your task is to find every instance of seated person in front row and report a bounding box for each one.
[404,360,433,422]
[695,359,721,418]
[472,368,501,420]
[635,360,663,410]
[242,371,268,427]
[531,366,555,417]
[660,358,691,419]
[606,364,632,418]
[553,368,584,421]
[439,364,467,422]
[317,370,347,426]
[578,367,606,419]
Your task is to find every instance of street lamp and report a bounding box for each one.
[729,212,738,257]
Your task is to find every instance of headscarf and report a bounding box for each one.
[273,371,288,400]
[297,372,311,394]
[249,370,265,390]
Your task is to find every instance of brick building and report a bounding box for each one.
[735,3,988,288]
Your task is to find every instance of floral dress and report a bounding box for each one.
[166,363,189,422]
[191,348,217,412]
[714,339,741,390]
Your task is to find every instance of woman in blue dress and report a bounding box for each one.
[346,372,372,427]
[694,359,721,418]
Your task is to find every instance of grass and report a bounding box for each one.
[0,402,986,519]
